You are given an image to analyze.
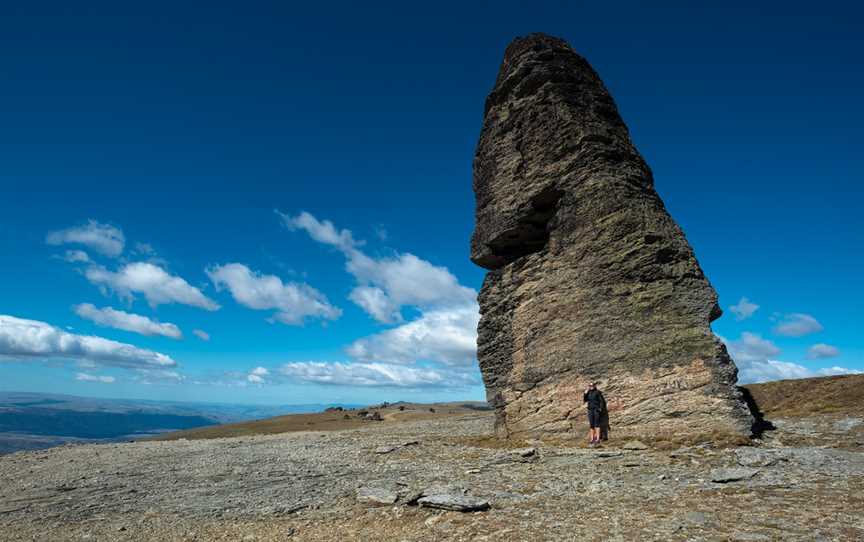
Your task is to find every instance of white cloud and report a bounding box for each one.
[729,297,759,320]
[807,343,840,359]
[345,252,476,323]
[86,262,219,311]
[247,366,269,384]
[75,372,116,384]
[135,368,185,385]
[817,366,861,377]
[282,211,476,324]
[278,361,477,388]
[193,329,210,341]
[725,332,781,363]
[773,313,823,337]
[207,263,340,325]
[62,250,91,263]
[738,359,813,383]
[134,242,156,255]
[0,314,176,369]
[280,211,361,252]
[74,303,182,339]
[46,220,125,257]
[722,332,858,384]
[346,304,479,366]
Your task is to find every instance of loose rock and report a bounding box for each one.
[710,468,759,483]
[355,487,398,506]
[417,494,491,512]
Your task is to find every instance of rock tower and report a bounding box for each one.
[471,34,753,440]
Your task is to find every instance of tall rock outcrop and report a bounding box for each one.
[471,34,753,440]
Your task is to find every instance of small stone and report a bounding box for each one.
[513,447,537,458]
[356,487,399,505]
[594,451,622,458]
[684,511,710,525]
[418,494,490,512]
[710,467,759,483]
[622,440,649,451]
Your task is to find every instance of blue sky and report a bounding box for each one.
[1,1,861,405]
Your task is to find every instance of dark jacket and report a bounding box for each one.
[583,389,606,412]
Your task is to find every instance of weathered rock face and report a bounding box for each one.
[471,33,754,440]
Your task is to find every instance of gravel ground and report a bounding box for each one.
[2,412,863,541]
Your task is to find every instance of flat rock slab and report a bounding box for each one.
[622,441,649,451]
[418,494,490,512]
[355,487,398,505]
[711,468,760,483]
[735,448,785,467]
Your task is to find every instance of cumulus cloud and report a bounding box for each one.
[207,263,340,325]
[345,252,477,324]
[725,332,781,363]
[74,303,182,339]
[807,343,840,359]
[723,332,857,384]
[272,212,484,387]
[193,329,210,341]
[86,262,219,311]
[278,361,478,388]
[247,366,269,384]
[773,313,823,337]
[281,211,476,324]
[346,305,479,366]
[281,211,361,252]
[76,372,116,384]
[0,314,176,369]
[737,359,813,383]
[729,297,759,321]
[46,220,125,257]
[62,250,91,263]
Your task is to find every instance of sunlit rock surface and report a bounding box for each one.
[471,33,753,440]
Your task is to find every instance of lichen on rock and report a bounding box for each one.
[471,33,754,441]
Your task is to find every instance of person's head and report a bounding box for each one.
[589,382,597,389]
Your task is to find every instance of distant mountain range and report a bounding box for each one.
[0,392,361,454]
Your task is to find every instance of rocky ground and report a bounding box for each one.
[1,409,864,541]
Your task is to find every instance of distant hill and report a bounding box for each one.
[150,401,492,441]
[0,392,361,454]
[744,373,864,418]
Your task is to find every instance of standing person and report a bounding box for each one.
[583,382,606,446]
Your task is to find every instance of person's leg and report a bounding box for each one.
[588,410,600,444]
